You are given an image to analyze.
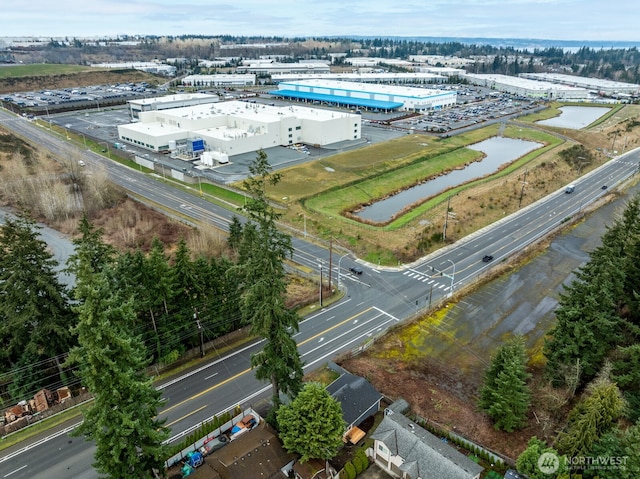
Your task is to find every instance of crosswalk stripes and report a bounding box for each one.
[403,270,447,289]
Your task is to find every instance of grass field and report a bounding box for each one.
[0,63,98,79]
[261,121,567,264]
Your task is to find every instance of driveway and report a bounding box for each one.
[361,463,393,479]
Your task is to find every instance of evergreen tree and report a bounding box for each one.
[227,215,244,253]
[66,214,116,287]
[68,270,168,478]
[516,437,568,479]
[276,382,345,463]
[479,336,531,432]
[612,343,640,422]
[239,150,303,403]
[168,239,201,352]
[556,375,626,457]
[587,421,640,479]
[0,211,75,397]
[143,237,176,360]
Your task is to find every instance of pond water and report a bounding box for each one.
[354,137,543,223]
[537,106,610,129]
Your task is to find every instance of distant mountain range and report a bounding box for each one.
[342,36,640,51]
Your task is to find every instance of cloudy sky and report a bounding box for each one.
[3,0,639,43]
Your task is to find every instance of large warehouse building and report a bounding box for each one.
[270,79,457,112]
[518,73,640,96]
[117,101,361,158]
[128,93,220,120]
[461,73,589,99]
[181,74,256,88]
[271,72,447,84]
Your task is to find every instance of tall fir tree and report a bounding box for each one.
[0,211,75,399]
[239,150,303,403]
[68,270,168,478]
[479,336,531,432]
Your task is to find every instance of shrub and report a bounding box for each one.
[352,454,366,474]
[343,461,356,479]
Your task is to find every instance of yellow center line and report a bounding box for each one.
[161,307,374,414]
[161,368,252,414]
[165,404,207,428]
[298,307,374,346]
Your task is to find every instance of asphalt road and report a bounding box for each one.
[1,107,639,478]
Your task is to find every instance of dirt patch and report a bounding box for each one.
[340,353,543,461]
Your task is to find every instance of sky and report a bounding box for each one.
[2,0,639,43]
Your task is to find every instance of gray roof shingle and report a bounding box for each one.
[371,410,484,479]
[326,372,383,427]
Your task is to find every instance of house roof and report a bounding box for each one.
[325,371,383,427]
[207,422,295,479]
[371,411,484,479]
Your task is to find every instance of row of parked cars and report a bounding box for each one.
[3,82,158,109]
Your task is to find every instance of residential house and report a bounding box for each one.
[326,363,384,444]
[369,400,483,479]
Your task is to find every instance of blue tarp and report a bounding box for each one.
[268,89,404,110]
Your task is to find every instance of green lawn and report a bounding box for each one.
[299,124,561,230]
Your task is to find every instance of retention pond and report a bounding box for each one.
[354,136,543,223]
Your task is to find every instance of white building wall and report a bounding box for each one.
[118,101,359,157]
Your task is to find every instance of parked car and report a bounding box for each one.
[199,433,229,456]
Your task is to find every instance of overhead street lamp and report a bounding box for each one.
[337,253,350,291]
[431,259,456,298]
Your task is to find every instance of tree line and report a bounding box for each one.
[477,192,640,478]
[1,152,321,477]
[0,153,305,409]
[12,34,640,85]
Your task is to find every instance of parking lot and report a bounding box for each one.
[391,86,539,133]
[2,81,161,114]
[19,82,543,184]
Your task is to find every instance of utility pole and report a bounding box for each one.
[518,169,528,208]
[443,194,452,242]
[194,309,204,358]
[328,238,333,292]
[319,263,323,307]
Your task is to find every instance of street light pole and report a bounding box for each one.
[430,259,456,298]
[337,253,349,290]
[446,259,455,297]
[319,263,323,307]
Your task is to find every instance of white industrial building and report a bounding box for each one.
[272,72,446,84]
[117,101,361,158]
[344,57,415,70]
[91,61,176,76]
[236,60,330,75]
[181,74,256,87]
[271,79,457,112]
[127,93,220,120]
[519,73,640,96]
[462,73,589,99]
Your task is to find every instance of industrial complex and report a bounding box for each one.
[270,79,458,112]
[461,73,589,99]
[117,100,361,162]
